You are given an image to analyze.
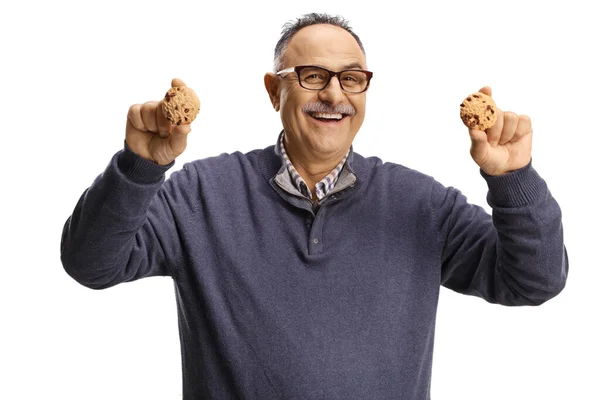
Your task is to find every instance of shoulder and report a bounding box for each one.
[352,151,457,211]
[184,148,264,175]
[352,152,438,188]
[166,147,276,197]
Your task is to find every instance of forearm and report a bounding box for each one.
[486,161,567,303]
[439,160,568,305]
[60,142,174,289]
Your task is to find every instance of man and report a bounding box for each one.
[60,13,568,400]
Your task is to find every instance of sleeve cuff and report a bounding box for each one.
[480,159,547,208]
[117,140,175,184]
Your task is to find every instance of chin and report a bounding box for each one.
[307,133,349,155]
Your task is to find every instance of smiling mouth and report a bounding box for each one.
[307,112,349,123]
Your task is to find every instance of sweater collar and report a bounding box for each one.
[277,131,350,200]
[260,130,363,189]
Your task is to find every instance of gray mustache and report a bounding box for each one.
[302,102,356,116]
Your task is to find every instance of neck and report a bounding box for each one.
[292,157,338,195]
[285,149,346,199]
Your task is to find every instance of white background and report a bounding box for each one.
[1,0,598,398]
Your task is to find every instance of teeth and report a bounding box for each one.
[312,112,343,120]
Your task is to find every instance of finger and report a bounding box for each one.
[499,111,519,145]
[169,124,191,155]
[127,104,147,131]
[486,107,504,146]
[478,86,492,97]
[140,101,159,133]
[155,102,173,138]
[172,123,192,136]
[513,114,533,140]
[172,78,186,87]
[468,128,490,166]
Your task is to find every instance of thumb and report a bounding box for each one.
[172,78,186,87]
[468,128,489,164]
[478,86,492,96]
[168,124,191,155]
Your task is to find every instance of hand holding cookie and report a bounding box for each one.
[461,86,533,176]
[126,78,200,166]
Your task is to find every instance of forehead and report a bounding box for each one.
[284,24,366,70]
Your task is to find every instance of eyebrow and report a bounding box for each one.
[342,62,366,70]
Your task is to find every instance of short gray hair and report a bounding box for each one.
[273,13,366,72]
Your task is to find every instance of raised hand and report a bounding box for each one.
[468,87,533,176]
[125,78,196,165]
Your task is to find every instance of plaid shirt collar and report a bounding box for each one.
[279,131,349,201]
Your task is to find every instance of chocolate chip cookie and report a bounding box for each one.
[162,85,200,126]
[460,92,497,130]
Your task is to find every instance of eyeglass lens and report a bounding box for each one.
[298,67,368,93]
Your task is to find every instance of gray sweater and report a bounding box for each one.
[60,140,568,399]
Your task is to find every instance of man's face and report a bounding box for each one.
[266,24,368,162]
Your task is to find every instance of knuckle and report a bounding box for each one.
[127,105,141,127]
[140,103,154,119]
[518,115,533,135]
[128,103,141,118]
[504,112,519,124]
[141,101,157,112]
[141,102,160,130]
[127,104,148,131]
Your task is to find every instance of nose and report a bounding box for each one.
[317,76,345,105]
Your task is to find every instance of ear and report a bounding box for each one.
[264,72,281,112]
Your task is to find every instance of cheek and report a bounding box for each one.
[351,98,367,122]
[281,88,315,123]
[279,90,296,121]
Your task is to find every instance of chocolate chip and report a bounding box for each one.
[175,106,178,110]
[460,103,465,107]
[473,94,480,98]
[467,97,472,101]
[185,117,188,122]
[165,96,170,102]
[177,120,181,125]
[176,87,181,91]
[184,108,189,113]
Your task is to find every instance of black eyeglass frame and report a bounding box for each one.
[276,65,373,94]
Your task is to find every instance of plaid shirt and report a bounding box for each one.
[279,132,349,201]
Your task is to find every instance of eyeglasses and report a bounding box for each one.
[276,65,373,94]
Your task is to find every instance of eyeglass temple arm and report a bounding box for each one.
[275,67,295,76]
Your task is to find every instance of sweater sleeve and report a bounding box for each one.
[60,141,192,289]
[433,160,568,306]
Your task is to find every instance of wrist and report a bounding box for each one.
[480,158,546,208]
[118,140,174,184]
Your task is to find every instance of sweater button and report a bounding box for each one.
[313,237,319,244]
